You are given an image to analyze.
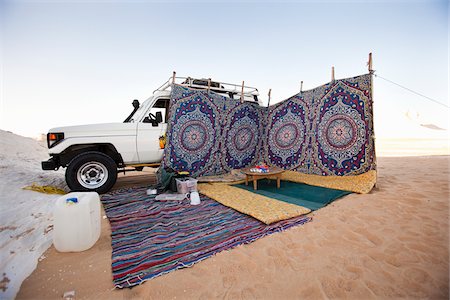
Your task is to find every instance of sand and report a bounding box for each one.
[0,130,69,299]
[17,156,449,299]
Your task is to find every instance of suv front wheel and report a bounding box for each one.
[65,151,118,194]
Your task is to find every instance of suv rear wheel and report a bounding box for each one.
[65,151,117,194]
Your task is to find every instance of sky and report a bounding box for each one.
[0,0,449,140]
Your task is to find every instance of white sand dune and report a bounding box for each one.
[0,130,67,299]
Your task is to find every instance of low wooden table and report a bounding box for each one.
[242,166,285,190]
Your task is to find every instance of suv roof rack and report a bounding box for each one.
[154,76,260,103]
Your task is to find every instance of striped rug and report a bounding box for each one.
[101,187,311,288]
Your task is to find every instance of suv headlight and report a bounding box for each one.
[47,132,64,148]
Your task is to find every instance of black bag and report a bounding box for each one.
[154,167,190,193]
[154,167,175,193]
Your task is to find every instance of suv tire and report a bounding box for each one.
[65,151,117,194]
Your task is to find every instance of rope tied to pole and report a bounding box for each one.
[374,73,449,109]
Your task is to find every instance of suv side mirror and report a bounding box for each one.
[145,117,158,127]
[155,111,163,123]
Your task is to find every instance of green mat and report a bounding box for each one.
[234,180,351,211]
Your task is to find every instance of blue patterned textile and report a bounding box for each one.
[164,74,376,177]
[164,85,265,177]
[264,74,376,175]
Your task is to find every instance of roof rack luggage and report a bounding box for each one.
[154,76,260,103]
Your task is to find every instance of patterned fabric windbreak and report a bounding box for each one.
[264,74,376,176]
[164,85,265,176]
[164,74,376,177]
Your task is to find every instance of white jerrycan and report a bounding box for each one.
[53,192,101,252]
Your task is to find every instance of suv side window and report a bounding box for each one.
[150,98,170,123]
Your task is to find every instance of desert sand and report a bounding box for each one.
[17,156,449,299]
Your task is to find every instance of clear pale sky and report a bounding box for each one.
[1,0,448,139]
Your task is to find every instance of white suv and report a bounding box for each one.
[41,76,260,193]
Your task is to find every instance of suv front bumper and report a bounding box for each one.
[41,157,60,170]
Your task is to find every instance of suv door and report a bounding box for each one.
[136,98,169,163]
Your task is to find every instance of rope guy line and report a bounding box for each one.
[374,73,449,109]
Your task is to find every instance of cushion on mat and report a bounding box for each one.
[282,170,377,194]
[198,183,310,224]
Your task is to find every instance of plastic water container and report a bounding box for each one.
[176,177,198,193]
[53,192,101,252]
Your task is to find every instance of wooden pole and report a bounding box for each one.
[240,81,245,103]
[172,71,176,85]
[300,81,303,93]
[368,52,377,187]
[267,89,272,107]
[331,66,335,82]
[207,78,211,93]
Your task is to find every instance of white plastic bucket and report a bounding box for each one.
[53,192,101,252]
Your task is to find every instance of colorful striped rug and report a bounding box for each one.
[101,187,311,288]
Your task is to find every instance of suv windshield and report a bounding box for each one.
[150,98,170,123]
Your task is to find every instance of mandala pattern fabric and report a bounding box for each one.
[165,74,376,177]
[164,85,264,177]
[265,99,307,169]
[264,74,375,175]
